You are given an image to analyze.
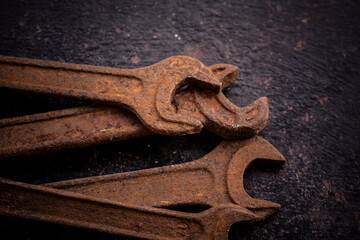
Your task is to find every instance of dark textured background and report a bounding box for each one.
[0,0,359,239]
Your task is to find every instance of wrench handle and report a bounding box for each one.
[47,165,216,207]
[0,106,151,159]
[0,56,139,106]
[44,141,241,207]
[0,178,204,240]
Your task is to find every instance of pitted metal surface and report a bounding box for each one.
[0,136,285,240]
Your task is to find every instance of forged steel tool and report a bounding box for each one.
[0,136,285,239]
[0,178,257,240]
[0,55,224,135]
[0,57,268,158]
[45,136,286,220]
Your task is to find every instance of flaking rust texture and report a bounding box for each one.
[0,55,222,135]
[0,136,285,239]
[44,136,285,220]
[0,57,268,158]
[0,0,359,239]
[0,54,277,238]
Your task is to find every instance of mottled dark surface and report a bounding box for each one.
[0,0,359,239]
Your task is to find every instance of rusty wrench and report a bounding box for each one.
[0,60,268,158]
[0,55,220,135]
[45,136,285,220]
[0,178,257,240]
[0,136,284,239]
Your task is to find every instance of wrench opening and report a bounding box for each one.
[242,158,285,219]
[226,137,286,220]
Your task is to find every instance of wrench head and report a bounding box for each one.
[173,63,269,139]
[134,56,222,136]
[123,56,268,138]
[155,56,222,134]
[226,136,286,220]
[195,91,269,139]
[195,64,269,139]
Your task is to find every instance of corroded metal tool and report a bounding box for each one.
[45,136,285,220]
[0,56,268,158]
[1,179,257,240]
[0,136,285,239]
[0,55,221,135]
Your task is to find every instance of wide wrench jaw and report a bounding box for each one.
[171,63,240,130]
[170,62,269,139]
[154,65,221,136]
[128,55,221,136]
[195,91,269,139]
[196,63,269,139]
[226,136,286,220]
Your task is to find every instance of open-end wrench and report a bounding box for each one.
[0,136,284,239]
[0,178,258,240]
[45,136,285,220]
[0,62,268,159]
[0,55,221,135]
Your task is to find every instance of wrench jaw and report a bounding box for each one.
[226,136,286,220]
[199,204,259,240]
[170,63,240,135]
[154,67,221,136]
[171,63,269,139]
[208,64,240,90]
[193,63,269,139]
[194,90,269,139]
[131,55,222,136]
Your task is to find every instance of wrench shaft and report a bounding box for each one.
[0,178,257,239]
[0,56,139,106]
[0,178,205,240]
[0,106,151,159]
